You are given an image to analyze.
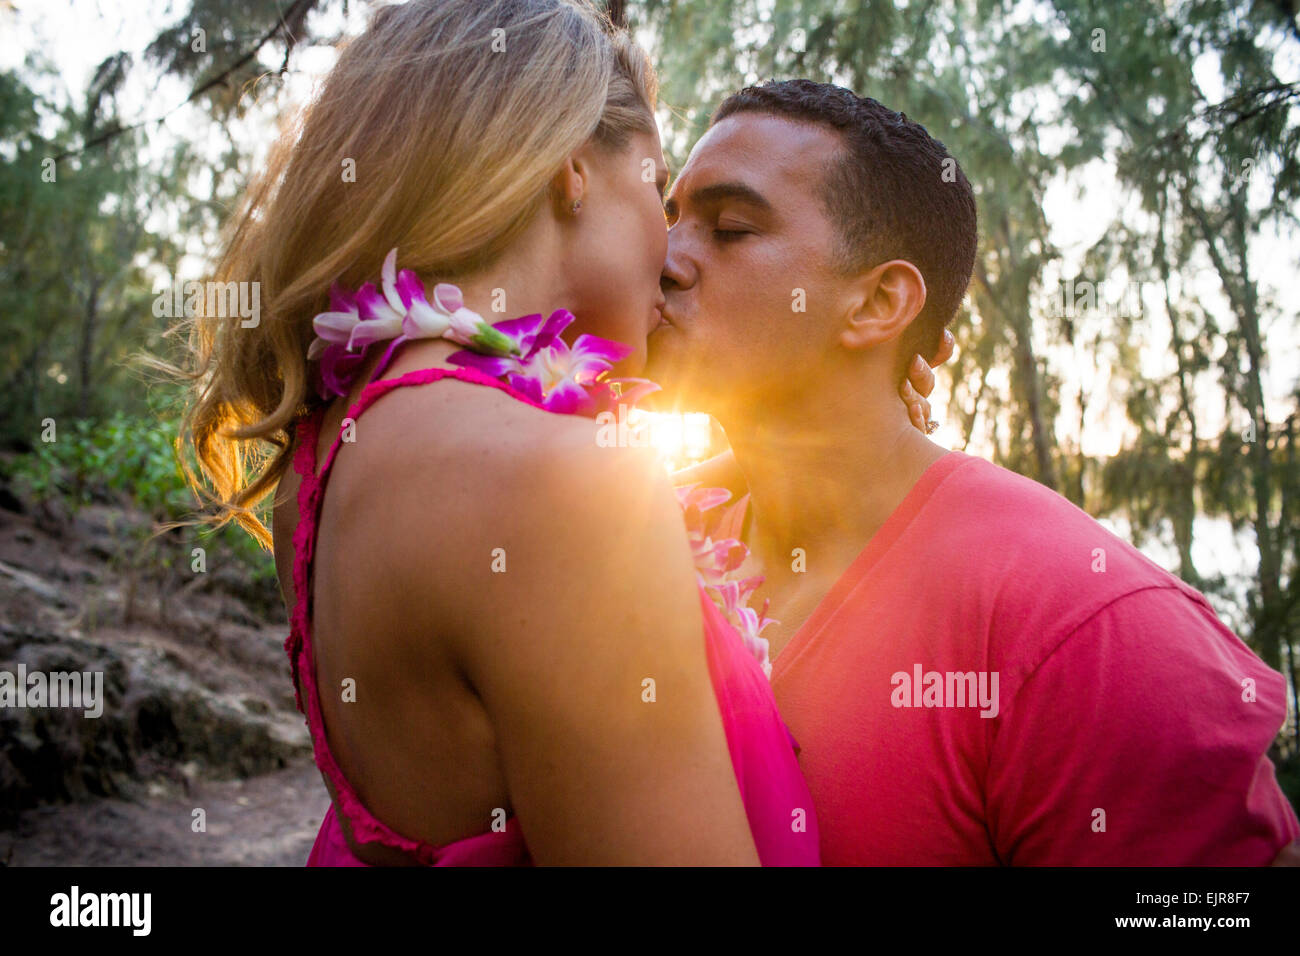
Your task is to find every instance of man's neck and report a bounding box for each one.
[721,382,949,654]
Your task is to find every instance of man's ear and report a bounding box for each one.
[550,149,590,217]
[839,260,927,351]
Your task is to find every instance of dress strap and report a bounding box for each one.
[315,365,546,488]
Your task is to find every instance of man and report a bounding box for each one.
[647,79,1300,864]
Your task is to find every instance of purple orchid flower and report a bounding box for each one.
[426,281,519,355]
[307,249,521,373]
[379,249,451,341]
[509,334,632,414]
[317,343,367,399]
[675,483,776,674]
[709,579,775,676]
[308,283,363,359]
[583,377,662,417]
[449,311,636,415]
[447,310,573,379]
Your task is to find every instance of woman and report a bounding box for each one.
[179,0,941,865]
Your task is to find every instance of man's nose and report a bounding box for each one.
[661,231,695,291]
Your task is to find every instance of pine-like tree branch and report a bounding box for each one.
[50,0,319,164]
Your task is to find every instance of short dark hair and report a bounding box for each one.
[712,79,978,366]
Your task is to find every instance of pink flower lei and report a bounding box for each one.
[674,485,776,677]
[308,249,776,675]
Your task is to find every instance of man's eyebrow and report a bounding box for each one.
[663,180,773,220]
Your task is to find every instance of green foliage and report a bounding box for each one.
[0,61,173,446]
[2,404,276,592]
[8,412,186,517]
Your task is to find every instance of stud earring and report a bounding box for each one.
[571,199,582,214]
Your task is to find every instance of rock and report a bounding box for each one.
[0,491,312,856]
[0,623,310,828]
[0,559,66,604]
[0,486,24,515]
[0,629,134,823]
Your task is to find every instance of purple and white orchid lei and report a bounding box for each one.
[307,249,776,675]
[307,248,658,414]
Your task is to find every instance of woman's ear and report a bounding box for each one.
[839,259,927,351]
[550,150,590,217]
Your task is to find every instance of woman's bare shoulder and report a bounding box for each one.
[353,378,662,494]
[334,379,687,589]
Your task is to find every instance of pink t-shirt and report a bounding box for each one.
[771,450,1299,865]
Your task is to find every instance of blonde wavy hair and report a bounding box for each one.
[175,0,658,547]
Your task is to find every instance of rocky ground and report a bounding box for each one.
[0,480,327,866]
[3,760,325,866]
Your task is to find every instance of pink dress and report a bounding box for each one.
[287,363,820,865]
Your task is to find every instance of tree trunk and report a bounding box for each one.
[77,275,102,420]
[1189,191,1283,670]
[975,229,1057,491]
[1158,187,1201,585]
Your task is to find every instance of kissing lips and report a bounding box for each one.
[650,296,671,332]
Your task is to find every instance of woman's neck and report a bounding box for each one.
[449,217,568,321]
